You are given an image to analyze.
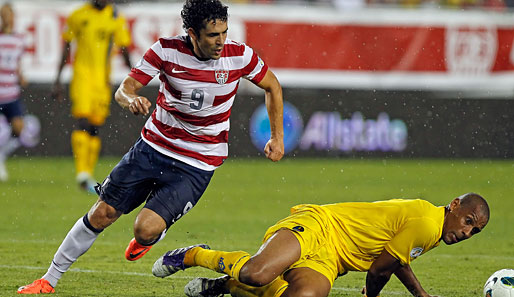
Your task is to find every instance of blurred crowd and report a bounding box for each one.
[112,0,513,11]
[230,0,512,10]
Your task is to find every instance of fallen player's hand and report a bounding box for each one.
[128,96,151,116]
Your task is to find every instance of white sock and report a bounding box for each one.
[0,137,20,157]
[151,228,168,245]
[42,215,102,287]
[156,228,168,244]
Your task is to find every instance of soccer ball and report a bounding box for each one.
[484,269,514,297]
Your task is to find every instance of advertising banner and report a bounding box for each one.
[11,1,514,93]
[229,89,514,159]
[15,86,514,158]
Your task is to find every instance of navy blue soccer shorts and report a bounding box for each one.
[97,138,214,228]
[0,99,24,120]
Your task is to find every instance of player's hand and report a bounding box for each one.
[19,76,28,88]
[264,138,284,162]
[128,96,151,116]
[51,82,64,102]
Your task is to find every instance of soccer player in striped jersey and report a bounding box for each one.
[154,193,489,297]
[17,0,284,294]
[0,3,27,181]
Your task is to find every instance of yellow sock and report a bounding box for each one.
[71,130,91,176]
[227,279,259,297]
[185,248,250,280]
[226,278,288,297]
[262,278,288,297]
[88,135,101,176]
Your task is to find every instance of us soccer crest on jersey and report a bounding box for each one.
[215,70,229,85]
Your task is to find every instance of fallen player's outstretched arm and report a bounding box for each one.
[365,250,401,297]
[394,264,440,297]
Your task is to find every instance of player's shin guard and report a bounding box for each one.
[42,214,103,287]
[185,248,250,280]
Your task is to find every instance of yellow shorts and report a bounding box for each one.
[263,210,344,286]
[70,78,111,126]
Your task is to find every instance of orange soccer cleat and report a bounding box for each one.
[17,279,55,294]
[125,238,153,261]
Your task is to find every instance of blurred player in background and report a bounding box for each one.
[0,3,28,181]
[153,193,489,297]
[17,0,284,294]
[52,0,132,193]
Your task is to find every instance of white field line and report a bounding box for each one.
[0,264,181,278]
[330,287,408,295]
[2,238,120,246]
[1,264,412,295]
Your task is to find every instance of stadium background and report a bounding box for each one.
[12,0,514,160]
[1,1,514,297]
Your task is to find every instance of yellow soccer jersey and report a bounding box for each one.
[62,3,130,87]
[291,199,445,273]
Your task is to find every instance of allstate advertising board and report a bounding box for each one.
[13,86,514,158]
[228,89,514,159]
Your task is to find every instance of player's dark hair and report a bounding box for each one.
[181,0,228,35]
[460,192,490,220]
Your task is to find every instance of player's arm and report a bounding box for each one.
[114,76,151,116]
[52,41,71,100]
[394,264,440,297]
[365,249,402,297]
[255,69,284,162]
[120,46,132,69]
[17,60,27,88]
[366,251,438,297]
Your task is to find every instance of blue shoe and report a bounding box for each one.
[77,172,98,195]
[152,244,210,278]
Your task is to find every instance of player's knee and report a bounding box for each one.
[76,118,90,132]
[88,201,120,229]
[88,125,99,136]
[10,117,24,136]
[75,118,99,136]
[239,263,276,287]
[133,209,167,245]
[133,223,163,245]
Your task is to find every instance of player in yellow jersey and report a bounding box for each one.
[53,0,131,193]
[152,193,489,297]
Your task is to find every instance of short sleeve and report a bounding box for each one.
[128,40,164,85]
[62,11,78,42]
[113,14,131,48]
[241,45,268,84]
[384,218,440,265]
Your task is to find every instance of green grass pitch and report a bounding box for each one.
[0,157,512,296]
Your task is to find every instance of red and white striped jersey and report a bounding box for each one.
[129,36,268,171]
[0,33,24,104]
